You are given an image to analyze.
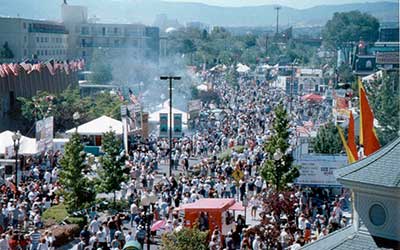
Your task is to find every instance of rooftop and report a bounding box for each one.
[302,226,400,250]
[335,137,400,188]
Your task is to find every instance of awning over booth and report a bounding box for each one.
[66,115,123,135]
[301,93,324,102]
[176,198,244,211]
[0,131,38,155]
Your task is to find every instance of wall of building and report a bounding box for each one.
[0,68,78,124]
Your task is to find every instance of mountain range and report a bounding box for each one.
[0,0,398,27]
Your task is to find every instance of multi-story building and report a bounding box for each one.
[275,67,325,95]
[0,3,160,63]
[61,3,159,62]
[0,17,69,61]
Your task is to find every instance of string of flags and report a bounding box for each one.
[0,59,85,78]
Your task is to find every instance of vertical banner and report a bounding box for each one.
[36,116,54,152]
[141,112,149,139]
[173,113,182,137]
[159,113,168,137]
[120,105,128,155]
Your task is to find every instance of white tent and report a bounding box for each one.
[149,107,188,124]
[196,84,208,91]
[0,131,38,155]
[66,115,123,135]
[236,63,250,73]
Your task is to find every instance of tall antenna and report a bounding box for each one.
[275,6,281,35]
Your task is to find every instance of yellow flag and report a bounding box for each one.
[337,126,356,164]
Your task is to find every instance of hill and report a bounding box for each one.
[0,0,398,27]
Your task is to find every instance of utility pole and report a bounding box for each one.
[160,76,181,177]
[275,6,281,35]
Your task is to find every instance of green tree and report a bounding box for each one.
[89,49,113,84]
[0,42,14,58]
[322,11,379,61]
[59,133,96,212]
[261,104,299,190]
[367,72,400,146]
[18,87,124,132]
[181,39,197,65]
[97,130,127,204]
[337,62,355,84]
[313,122,343,154]
[161,226,208,250]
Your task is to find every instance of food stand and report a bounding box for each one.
[176,198,244,235]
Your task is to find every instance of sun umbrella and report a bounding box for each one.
[151,220,166,232]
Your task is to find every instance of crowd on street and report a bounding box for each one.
[0,71,350,250]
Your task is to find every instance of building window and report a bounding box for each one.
[41,37,44,43]
[369,203,386,226]
[45,50,47,55]
[114,27,118,34]
[37,37,40,43]
[23,22,26,29]
[102,27,106,36]
[45,37,48,43]
[81,26,89,35]
[366,60,372,68]
[82,39,86,47]
[82,51,86,57]
[24,36,27,43]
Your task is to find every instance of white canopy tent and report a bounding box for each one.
[66,115,123,135]
[0,131,38,156]
[236,63,250,73]
[196,84,208,91]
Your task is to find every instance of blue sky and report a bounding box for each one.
[162,0,395,9]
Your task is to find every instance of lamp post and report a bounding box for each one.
[160,76,181,177]
[12,131,21,195]
[242,195,248,226]
[72,111,80,133]
[141,191,155,250]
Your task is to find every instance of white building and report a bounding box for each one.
[61,3,159,62]
[274,67,325,95]
[0,17,69,61]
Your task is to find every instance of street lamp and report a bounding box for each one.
[12,130,22,194]
[73,112,80,133]
[160,76,181,177]
[273,149,283,161]
[141,191,155,250]
[242,195,248,226]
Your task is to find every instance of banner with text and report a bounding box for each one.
[36,116,54,152]
[295,155,347,187]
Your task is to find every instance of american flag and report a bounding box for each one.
[20,62,32,72]
[117,88,125,101]
[303,120,314,128]
[46,61,55,75]
[128,88,139,104]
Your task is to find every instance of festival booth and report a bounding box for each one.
[0,131,38,157]
[65,116,123,154]
[148,105,188,137]
[176,198,244,235]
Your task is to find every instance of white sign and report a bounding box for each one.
[295,155,347,187]
[36,116,54,152]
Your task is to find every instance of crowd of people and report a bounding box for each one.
[0,70,350,250]
[101,74,351,250]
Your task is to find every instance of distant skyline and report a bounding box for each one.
[162,0,396,9]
